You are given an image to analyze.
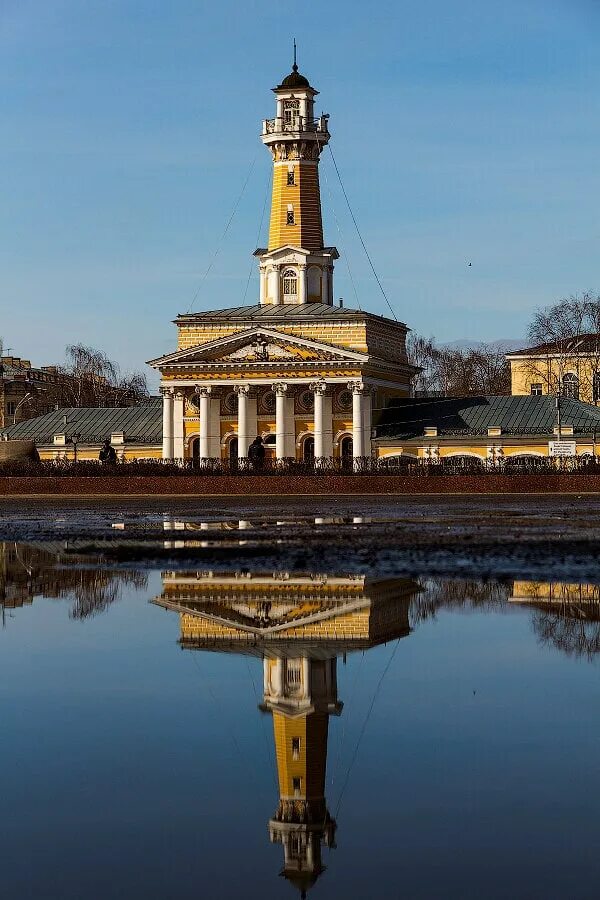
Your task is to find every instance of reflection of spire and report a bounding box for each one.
[263,654,341,895]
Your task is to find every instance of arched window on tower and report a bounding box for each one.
[282,269,298,300]
[562,372,579,400]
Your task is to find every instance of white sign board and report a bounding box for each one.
[548,440,576,457]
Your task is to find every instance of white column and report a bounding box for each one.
[273,266,281,304]
[310,380,327,461]
[235,385,250,458]
[273,382,288,461]
[301,657,311,700]
[349,380,365,460]
[173,391,185,460]
[321,266,329,305]
[161,388,174,459]
[259,267,266,304]
[298,264,307,304]
[195,386,212,461]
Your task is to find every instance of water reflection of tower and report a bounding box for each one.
[154,571,418,895]
[262,654,341,896]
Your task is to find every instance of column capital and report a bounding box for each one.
[234,384,251,397]
[160,386,174,398]
[174,390,185,400]
[347,380,374,396]
[194,385,212,398]
[309,379,328,395]
[272,381,288,396]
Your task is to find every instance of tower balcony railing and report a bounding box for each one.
[263,116,329,136]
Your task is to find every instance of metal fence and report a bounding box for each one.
[1,455,600,477]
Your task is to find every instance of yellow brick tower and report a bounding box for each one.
[256,45,338,305]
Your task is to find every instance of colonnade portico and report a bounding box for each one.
[160,379,374,463]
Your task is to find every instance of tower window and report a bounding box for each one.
[292,777,302,796]
[286,209,295,225]
[282,269,298,299]
[283,99,300,130]
[287,169,295,186]
[530,383,542,396]
[291,737,301,760]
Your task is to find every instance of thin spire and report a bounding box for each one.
[293,38,298,72]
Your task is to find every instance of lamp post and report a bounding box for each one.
[71,432,82,463]
[12,392,33,425]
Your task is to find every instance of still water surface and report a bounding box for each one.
[1,525,599,899]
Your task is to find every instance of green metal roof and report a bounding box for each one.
[176,303,406,327]
[375,395,600,440]
[0,398,162,445]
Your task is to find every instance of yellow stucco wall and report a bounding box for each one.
[510,356,599,403]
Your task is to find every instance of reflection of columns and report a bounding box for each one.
[235,385,250,458]
[173,391,185,460]
[273,382,288,460]
[194,386,212,460]
[161,388,174,459]
[310,380,332,460]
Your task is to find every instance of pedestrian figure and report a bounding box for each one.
[248,435,265,470]
[99,439,117,464]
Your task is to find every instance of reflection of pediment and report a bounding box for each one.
[148,327,368,368]
[153,572,419,651]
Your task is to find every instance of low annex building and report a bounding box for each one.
[375,395,600,463]
[148,59,416,464]
[0,399,162,460]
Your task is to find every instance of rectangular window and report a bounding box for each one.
[291,737,301,760]
[292,777,302,796]
[7,402,16,415]
[287,169,295,186]
[286,210,295,225]
[286,664,301,684]
[530,384,542,396]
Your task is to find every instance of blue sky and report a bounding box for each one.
[1,0,599,384]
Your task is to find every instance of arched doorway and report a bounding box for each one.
[340,435,353,469]
[189,437,200,464]
[302,435,315,463]
[228,437,238,467]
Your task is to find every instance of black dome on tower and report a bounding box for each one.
[277,63,311,90]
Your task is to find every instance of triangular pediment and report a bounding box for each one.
[155,595,371,635]
[148,327,368,368]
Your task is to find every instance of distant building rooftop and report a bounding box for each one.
[507,333,600,357]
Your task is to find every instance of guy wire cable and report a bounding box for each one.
[187,151,259,314]
[316,131,362,311]
[242,169,270,305]
[327,142,399,322]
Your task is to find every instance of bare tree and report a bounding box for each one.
[52,343,149,408]
[525,292,600,403]
[406,334,443,395]
[407,335,510,397]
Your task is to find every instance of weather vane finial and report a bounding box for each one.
[293,38,298,72]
